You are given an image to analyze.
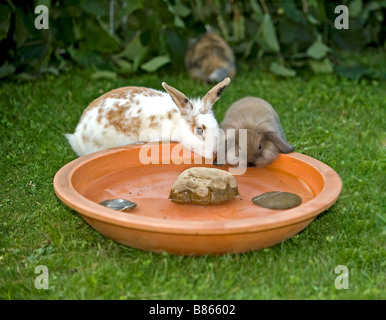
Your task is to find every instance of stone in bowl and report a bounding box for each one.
[169,167,239,205]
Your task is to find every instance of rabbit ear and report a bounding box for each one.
[202,77,231,112]
[264,132,295,154]
[162,82,193,116]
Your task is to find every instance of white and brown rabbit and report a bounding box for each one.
[216,97,294,168]
[185,30,236,83]
[66,78,231,158]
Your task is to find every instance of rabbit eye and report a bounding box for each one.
[258,145,262,150]
[196,127,204,136]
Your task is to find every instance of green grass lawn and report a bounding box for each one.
[0,60,385,299]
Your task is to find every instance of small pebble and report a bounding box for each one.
[252,191,302,210]
[99,199,137,212]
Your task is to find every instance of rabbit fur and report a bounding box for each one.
[66,78,231,158]
[218,97,294,168]
[185,31,236,84]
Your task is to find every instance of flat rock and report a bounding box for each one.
[99,199,137,211]
[252,191,302,209]
[169,167,239,205]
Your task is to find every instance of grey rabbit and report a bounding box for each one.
[216,97,294,168]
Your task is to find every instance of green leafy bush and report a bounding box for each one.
[0,0,385,80]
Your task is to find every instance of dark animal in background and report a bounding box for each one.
[185,30,236,84]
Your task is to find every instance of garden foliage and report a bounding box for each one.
[0,0,385,80]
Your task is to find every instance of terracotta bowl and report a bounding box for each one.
[54,143,342,255]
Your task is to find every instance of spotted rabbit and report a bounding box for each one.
[66,78,231,158]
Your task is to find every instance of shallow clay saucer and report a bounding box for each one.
[53,142,342,255]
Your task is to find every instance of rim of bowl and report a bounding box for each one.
[54,144,342,236]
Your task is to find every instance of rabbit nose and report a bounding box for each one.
[212,156,223,167]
